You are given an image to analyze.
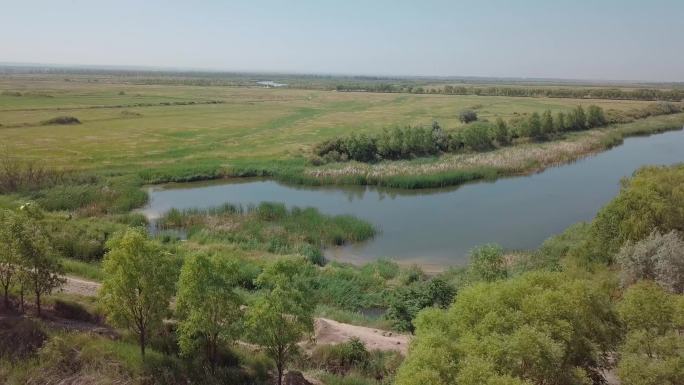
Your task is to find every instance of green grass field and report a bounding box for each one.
[0,75,656,173]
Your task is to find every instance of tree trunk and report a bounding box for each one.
[35,291,41,316]
[19,284,24,313]
[2,284,9,308]
[277,363,283,385]
[139,328,146,358]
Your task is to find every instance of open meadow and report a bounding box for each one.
[0,75,661,174]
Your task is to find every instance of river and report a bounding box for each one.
[141,128,684,267]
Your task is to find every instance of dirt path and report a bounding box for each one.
[61,276,411,354]
[64,276,101,297]
[315,317,409,354]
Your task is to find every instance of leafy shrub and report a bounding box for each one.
[468,244,507,282]
[386,277,456,332]
[616,282,684,385]
[395,272,621,385]
[311,338,370,375]
[313,125,450,163]
[461,122,494,151]
[459,110,478,123]
[589,164,684,263]
[41,116,81,125]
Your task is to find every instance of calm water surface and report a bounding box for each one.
[142,129,684,267]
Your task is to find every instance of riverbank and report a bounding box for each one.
[137,112,684,190]
[294,112,684,189]
[142,126,684,264]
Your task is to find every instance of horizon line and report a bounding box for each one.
[1,61,683,86]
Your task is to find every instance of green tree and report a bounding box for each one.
[541,110,554,137]
[462,123,494,151]
[586,105,607,128]
[569,105,587,131]
[99,229,176,358]
[9,208,64,316]
[246,257,316,385]
[617,282,683,385]
[176,253,243,369]
[386,277,456,332]
[554,111,567,132]
[493,118,510,145]
[469,244,507,282]
[395,272,621,385]
[0,210,19,308]
[528,112,542,139]
[589,164,684,263]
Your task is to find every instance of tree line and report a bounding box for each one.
[334,83,684,102]
[311,105,609,164]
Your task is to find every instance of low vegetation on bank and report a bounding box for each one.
[158,202,376,265]
[301,112,684,188]
[311,104,615,164]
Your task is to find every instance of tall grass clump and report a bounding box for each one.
[158,202,376,262]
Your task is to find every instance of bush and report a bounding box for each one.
[311,338,370,375]
[468,244,507,282]
[386,277,455,332]
[459,110,478,123]
[41,116,81,125]
[461,122,494,151]
[589,164,684,262]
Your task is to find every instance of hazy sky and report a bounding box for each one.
[2,0,683,81]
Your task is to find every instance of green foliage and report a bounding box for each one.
[176,253,243,367]
[159,202,375,259]
[312,337,370,374]
[567,105,587,131]
[42,216,124,261]
[386,277,456,332]
[31,175,148,215]
[587,105,607,128]
[617,282,684,385]
[0,209,20,307]
[246,256,316,385]
[541,110,554,136]
[468,244,507,282]
[589,164,684,263]
[314,125,450,163]
[493,118,510,145]
[461,122,494,151]
[554,111,567,132]
[317,262,387,311]
[2,206,65,315]
[60,258,104,281]
[311,339,403,384]
[100,228,177,357]
[395,272,621,385]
